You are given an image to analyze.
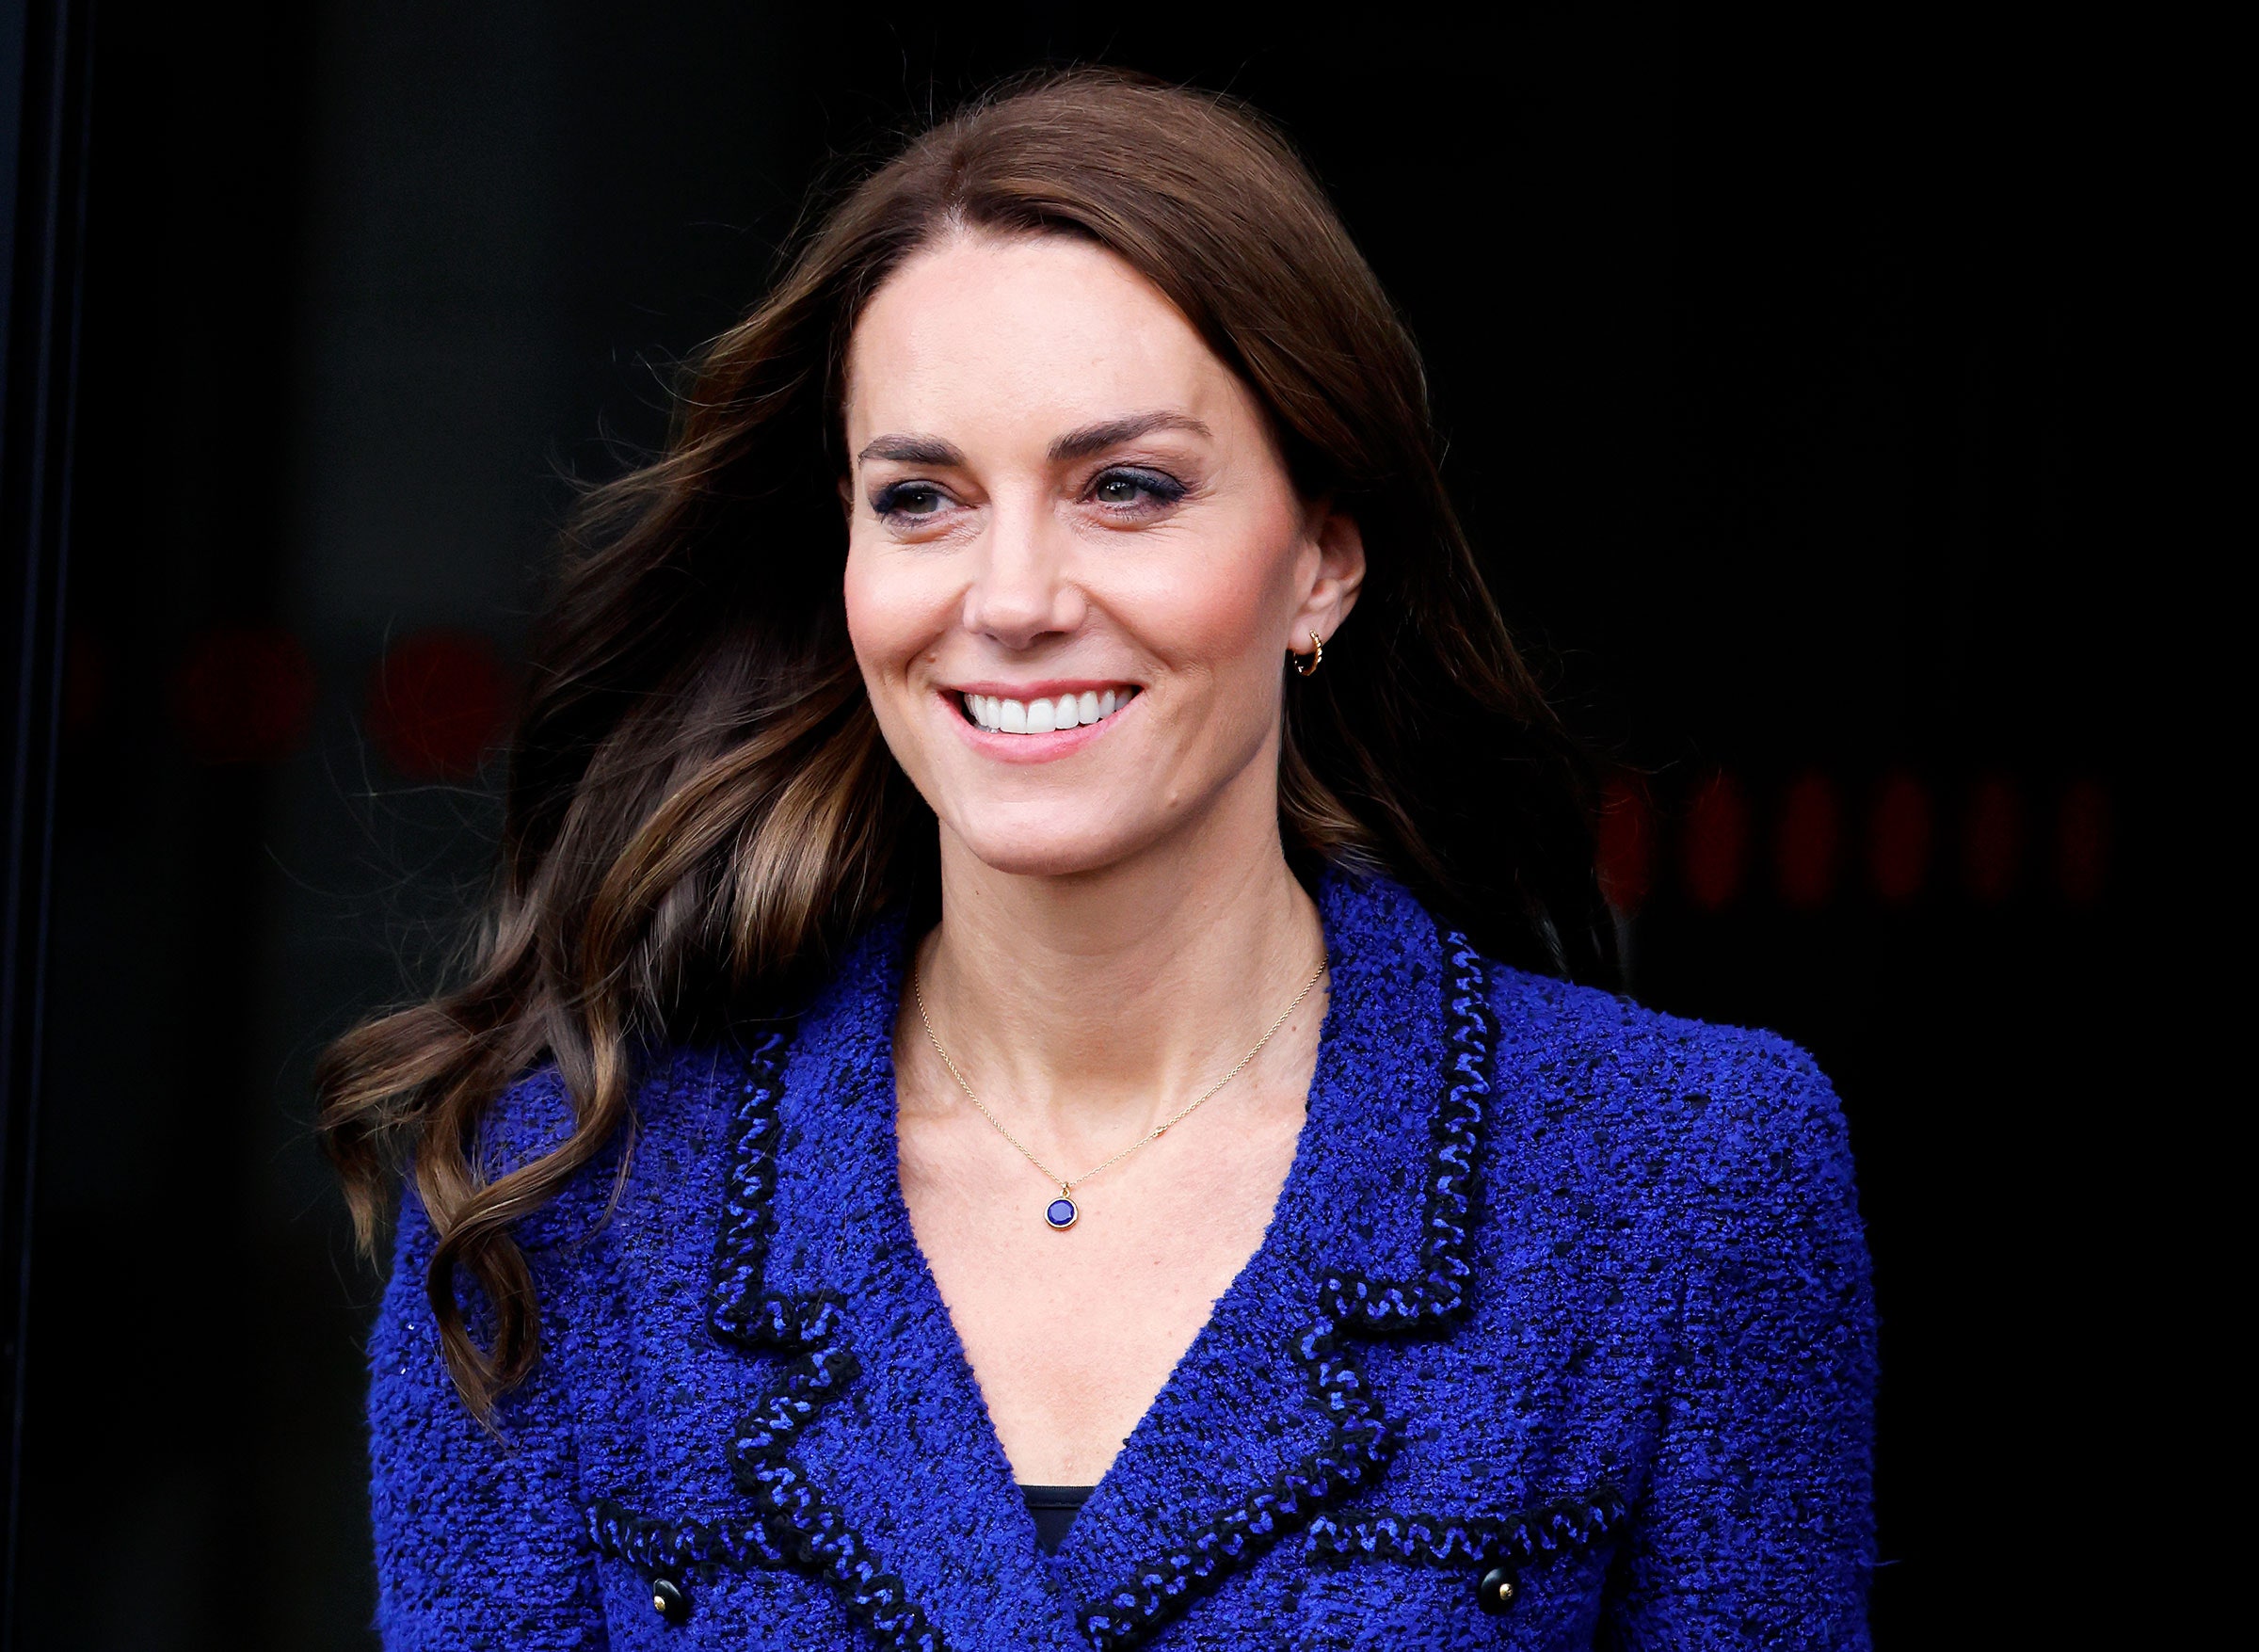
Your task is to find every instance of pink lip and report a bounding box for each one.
[937,683,1139,764]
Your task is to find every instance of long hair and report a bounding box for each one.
[317,68,1613,1416]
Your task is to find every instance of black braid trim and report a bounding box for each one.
[590,1029,945,1650]
[1077,1316,1396,1650]
[1303,1480,1628,1574]
[1318,931,1496,1335]
[1076,926,1497,1651]
[713,1312,944,1651]
[704,1029,792,1348]
[585,1497,785,1578]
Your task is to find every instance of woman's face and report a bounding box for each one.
[841,232,1363,882]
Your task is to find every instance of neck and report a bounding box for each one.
[912,789,1324,1147]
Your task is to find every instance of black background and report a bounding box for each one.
[15,4,2149,1646]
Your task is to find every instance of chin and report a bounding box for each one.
[944,809,1153,881]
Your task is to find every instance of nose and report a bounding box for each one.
[960,497,1085,648]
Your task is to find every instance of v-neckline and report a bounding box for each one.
[867,931,1337,1536]
[848,875,1413,1564]
[710,871,1466,1647]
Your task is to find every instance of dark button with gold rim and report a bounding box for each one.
[1476,1566,1518,1615]
[649,1575,689,1624]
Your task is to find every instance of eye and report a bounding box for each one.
[1088,467,1187,511]
[872,482,950,521]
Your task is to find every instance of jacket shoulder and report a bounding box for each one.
[469,1046,737,1245]
[1485,964,1859,1222]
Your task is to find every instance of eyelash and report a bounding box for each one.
[870,481,949,521]
[867,467,1188,524]
[1087,466,1187,511]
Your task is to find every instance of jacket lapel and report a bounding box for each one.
[710,875,1497,1652]
[717,918,1088,1650]
[1049,874,1494,1647]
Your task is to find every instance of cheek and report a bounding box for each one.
[842,539,947,682]
[1117,514,1296,682]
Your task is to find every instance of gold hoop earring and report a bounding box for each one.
[1291,631,1323,678]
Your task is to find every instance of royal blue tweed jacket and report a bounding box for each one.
[366,874,1875,1649]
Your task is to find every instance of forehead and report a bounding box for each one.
[842,231,1253,444]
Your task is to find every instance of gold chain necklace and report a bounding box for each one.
[911,954,1327,1231]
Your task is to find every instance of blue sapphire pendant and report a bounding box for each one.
[1044,1195,1079,1230]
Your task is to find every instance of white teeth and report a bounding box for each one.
[962,686,1137,736]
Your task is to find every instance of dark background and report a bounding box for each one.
[8,3,2152,1646]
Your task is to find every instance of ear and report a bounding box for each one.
[1289,499,1367,650]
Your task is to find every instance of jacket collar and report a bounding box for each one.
[700,873,1498,1651]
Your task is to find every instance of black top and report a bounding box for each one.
[1019,1484,1096,1554]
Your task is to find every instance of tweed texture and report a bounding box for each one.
[366,874,1875,1649]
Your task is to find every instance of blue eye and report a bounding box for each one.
[1091,468,1186,509]
[873,483,947,519]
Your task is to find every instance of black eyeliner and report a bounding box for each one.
[871,481,943,517]
[1092,465,1189,505]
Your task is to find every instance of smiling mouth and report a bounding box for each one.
[959,687,1140,735]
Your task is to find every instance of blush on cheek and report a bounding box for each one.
[840,545,886,664]
[843,542,941,683]
[839,545,947,790]
[1123,521,1299,691]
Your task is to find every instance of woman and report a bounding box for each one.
[323,71,1874,1650]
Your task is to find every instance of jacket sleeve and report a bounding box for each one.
[367,1187,610,1651]
[1604,1041,1878,1650]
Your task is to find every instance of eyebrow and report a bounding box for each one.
[853,411,1213,471]
[1048,411,1211,462]
[855,434,966,467]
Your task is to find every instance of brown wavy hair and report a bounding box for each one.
[317,68,1612,1416]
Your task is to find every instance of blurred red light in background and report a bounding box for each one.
[2055,777,2110,906]
[171,626,316,765]
[61,627,106,741]
[366,629,510,781]
[1867,771,1931,906]
[1962,775,2024,903]
[1681,771,1748,911]
[1595,776,1656,917]
[1774,770,1841,909]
